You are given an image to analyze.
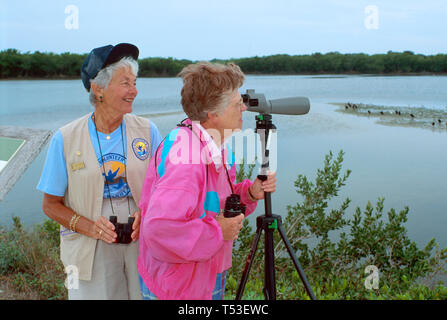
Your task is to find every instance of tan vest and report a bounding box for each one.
[59,113,152,280]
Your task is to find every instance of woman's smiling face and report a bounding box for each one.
[102,67,138,116]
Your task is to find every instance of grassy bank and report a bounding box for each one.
[0,217,66,300]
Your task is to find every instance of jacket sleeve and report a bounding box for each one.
[140,130,225,264]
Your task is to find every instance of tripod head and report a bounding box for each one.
[253,113,276,182]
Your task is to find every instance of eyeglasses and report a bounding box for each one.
[232,99,246,111]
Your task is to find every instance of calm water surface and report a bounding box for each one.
[1,75,446,249]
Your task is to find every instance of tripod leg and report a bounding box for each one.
[277,223,317,300]
[235,225,263,300]
[264,215,276,300]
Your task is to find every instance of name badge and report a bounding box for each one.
[71,162,85,171]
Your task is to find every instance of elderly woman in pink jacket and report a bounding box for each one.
[137,62,276,300]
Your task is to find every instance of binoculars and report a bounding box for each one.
[223,194,246,218]
[109,216,135,244]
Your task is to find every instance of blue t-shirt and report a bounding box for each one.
[37,113,163,198]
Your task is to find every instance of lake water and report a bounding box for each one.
[1,75,446,250]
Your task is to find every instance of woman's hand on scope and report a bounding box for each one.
[249,171,277,201]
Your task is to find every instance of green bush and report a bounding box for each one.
[228,150,447,299]
[0,217,66,300]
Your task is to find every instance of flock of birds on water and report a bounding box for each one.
[343,102,447,129]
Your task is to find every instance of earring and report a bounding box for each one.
[99,96,103,102]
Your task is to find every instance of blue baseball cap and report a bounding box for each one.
[81,43,139,92]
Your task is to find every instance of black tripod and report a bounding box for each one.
[235,114,316,300]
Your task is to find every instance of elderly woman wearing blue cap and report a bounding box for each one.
[37,43,162,300]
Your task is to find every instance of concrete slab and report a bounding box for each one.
[0,126,52,203]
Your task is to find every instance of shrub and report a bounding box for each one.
[0,217,66,300]
[228,150,447,299]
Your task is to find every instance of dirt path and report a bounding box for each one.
[0,278,39,300]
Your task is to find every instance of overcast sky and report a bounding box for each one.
[1,0,446,60]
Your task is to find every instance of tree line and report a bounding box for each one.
[1,48,447,79]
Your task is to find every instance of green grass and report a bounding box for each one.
[0,217,66,300]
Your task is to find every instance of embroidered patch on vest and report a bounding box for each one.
[132,138,149,161]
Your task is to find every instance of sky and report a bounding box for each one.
[1,0,446,60]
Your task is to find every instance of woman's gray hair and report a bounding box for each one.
[178,62,245,122]
[89,57,139,107]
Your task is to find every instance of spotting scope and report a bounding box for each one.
[241,89,310,115]
[234,89,317,301]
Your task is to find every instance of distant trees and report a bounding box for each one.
[233,51,447,75]
[0,49,191,78]
[1,49,446,79]
[0,49,87,78]
[138,57,192,77]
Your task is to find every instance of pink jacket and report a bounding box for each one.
[138,119,257,300]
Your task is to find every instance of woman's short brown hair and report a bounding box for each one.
[178,62,245,121]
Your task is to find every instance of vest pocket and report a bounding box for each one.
[60,227,82,240]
